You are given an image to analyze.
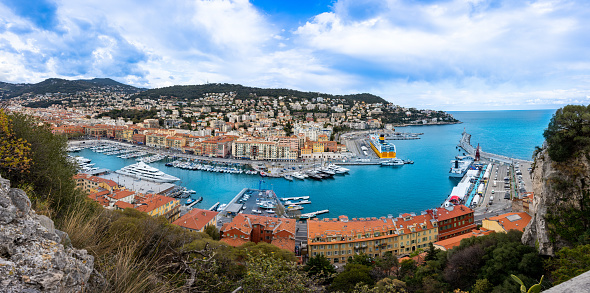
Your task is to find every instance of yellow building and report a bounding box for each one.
[307,213,438,265]
[482,212,531,233]
[136,195,181,221]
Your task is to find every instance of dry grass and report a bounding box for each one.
[58,201,177,293]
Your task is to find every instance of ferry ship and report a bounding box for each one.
[449,156,474,178]
[368,134,397,158]
[115,162,180,183]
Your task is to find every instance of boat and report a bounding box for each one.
[115,162,180,183]
[292,172,306,180]
[284,175,293,181]
[381,158,405,166]
[260,171,268,177]
[449,156,474,178]
[368,133,397,158]
[286,205,303,210]
[186,198,195,205]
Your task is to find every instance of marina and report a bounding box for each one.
[68,110,553,219]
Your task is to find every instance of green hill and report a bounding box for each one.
[0,78,142,98]
[132,83,388,104]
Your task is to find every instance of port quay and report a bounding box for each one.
[455,130,534,224]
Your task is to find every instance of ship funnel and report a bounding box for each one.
[455,160,459,168]
[379,134,385,144]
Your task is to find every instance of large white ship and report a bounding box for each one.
[449,156,473,178]
[115,162,180,183]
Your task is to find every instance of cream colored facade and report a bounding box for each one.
[232,140,298,160]
[307,214,439,264]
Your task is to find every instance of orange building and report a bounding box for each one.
[427,205,476,241]
[173,208,219,233]
[307,213,439,264]
[220,214,296,252]
[482,212,531,233]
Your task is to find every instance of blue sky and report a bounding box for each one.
[1,0,589,110]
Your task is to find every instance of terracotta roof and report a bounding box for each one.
[136,195,177,213]
[433,205,473,221]
[108,190,135,200]
[220,237,249,247]
[172,208,219,231]
[308,213,436,243]
[221,213,296,235]
[114,201,135,210]
[433,228,494,251]
[271,238,296,252]
[488,212,531,232]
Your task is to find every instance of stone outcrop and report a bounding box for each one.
[0,176,93,292]
[522,147,590,256]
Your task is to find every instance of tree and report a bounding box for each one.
[373,251,398,278]
[330,264,374,292]
[1,112,82,218]
[0,110,31,174]
[548,244,590,285]
[399,259,418,280]
[543,105,590,162]
[347,252,374,267]
[204,224,220,240]
[304,254,336,280]
[471,278,493,293]
[241,253,321,293]
[425,242,438,261]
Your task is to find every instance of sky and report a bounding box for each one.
[1,0,589,110]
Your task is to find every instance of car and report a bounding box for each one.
[504,193,511,199]
[491,190,495,194]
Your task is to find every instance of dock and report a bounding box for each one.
[280,196,310,201]
[300,209,329,219]
[209,202,220,211]
[187,196,203,208]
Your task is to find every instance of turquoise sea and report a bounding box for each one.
[74,109,556,219]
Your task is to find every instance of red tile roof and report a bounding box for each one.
[136,195,177,213]
[433,228,494,251]
[114,201,135,210]
[172,208,219,232]
[488,212,531,232]
[432,205,473,221]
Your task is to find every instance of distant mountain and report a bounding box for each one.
[133,83,388,104]
[0,78,142,98]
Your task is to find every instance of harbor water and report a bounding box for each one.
[74,109,555,219]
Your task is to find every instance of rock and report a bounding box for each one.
[522,148,590,256]
[0,176,94,292]
[9,188,31,216]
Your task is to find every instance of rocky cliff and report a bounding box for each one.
[522,147,590,256]
[0,176,93,292]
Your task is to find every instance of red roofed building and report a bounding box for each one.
[114,201,135,210]
[136,194,181,221]
[427,205,476,241]
[433,228,495,251]
[173,208,219,233]
[482,212,532,233]
[307,213,439,264]
[105,190,135,206]
[220,214,296,252]
[74,174,120,193]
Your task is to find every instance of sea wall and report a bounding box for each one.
[0,176,93,292]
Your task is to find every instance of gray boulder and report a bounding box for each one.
[0,176,94,292]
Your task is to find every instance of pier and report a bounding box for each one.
[300,209,329,219]
[209,202,220,211]
[280,196,310,201]
[186,196,203,208]
[458,131,532,164]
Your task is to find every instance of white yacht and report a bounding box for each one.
[381,158,405,166]
[115,162,180,183]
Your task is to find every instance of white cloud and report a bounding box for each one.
[0,0,589,110]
